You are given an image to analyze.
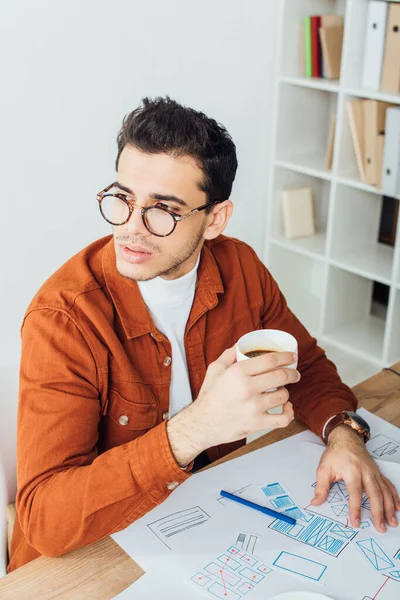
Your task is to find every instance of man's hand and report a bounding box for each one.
[311,425,400,532]
[167,345,299,467]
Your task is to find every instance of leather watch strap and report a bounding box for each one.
[323,412,346,444]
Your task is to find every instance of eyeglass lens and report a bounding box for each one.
[100,195,175,235]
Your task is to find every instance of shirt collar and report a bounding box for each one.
[102,237,224,339]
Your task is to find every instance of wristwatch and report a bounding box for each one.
[323,411,371,444]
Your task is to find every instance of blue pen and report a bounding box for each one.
[220,490,296,525]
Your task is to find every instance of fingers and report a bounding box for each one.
[311,463,332,506]
[345,477,363,528]
[377,475,398,528]
[241,351,298,376]
[259,387,290,411]
[259,401,294,430]
[363,476,386,533]
[251,368,300,394]
[214,345,237,370]
[381,474,400,512]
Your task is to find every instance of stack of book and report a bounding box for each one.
[362,1,400,93]
[302,14,344,79]
[347,99,400,197]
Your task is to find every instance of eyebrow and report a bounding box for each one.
[114,182,189,208]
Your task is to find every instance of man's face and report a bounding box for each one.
[114,145,212,281]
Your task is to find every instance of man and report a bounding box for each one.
[9,97,399,572]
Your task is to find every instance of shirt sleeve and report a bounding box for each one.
[16,308,191,558]
[254,253,357,438]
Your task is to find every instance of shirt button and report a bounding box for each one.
[163,356,172,366]
[162,412,170,421]
[118,415,129,426]
[167,481,179,491]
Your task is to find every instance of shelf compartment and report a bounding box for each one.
[343,87,400,106]
[275,157,332,181]
[318,337,381,385]
[280,0,346,80]
[335,176,400,200]
[276,84,338,172]
[280,76,340,93]
[268,244,324,334]
[323,265,386,361]
[272,234,327,261]
[329,185,394,283]
[271,167,330,258]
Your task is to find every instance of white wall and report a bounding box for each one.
[0,0,279,502]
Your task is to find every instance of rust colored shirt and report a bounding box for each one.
[9,235,357,571]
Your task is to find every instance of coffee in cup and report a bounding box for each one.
[236,329,298,413]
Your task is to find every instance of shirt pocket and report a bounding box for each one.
[99,383,158,451]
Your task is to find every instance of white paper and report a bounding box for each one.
[112,410,400,599]
[112,430,313,570]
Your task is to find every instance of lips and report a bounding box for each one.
[120,244,153,264]
[122,243,151,253]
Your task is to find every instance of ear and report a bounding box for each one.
[203,200,234,240]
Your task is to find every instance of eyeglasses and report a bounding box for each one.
[96,183,220,237]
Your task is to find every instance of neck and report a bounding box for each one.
[161,246,203,280]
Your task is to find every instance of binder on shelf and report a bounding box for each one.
[325,112,336,170]
[311,16,322,77]
[381,4,400,94]
[319,25,344,80]
[347,99,367,182]
[281,187,315,240]
[381,107,400,197]
[362,1,388,91]
[376,133,385,189]
[304,17,312,78]
[363,101,391,186]
[321,15,343,28]
[378,195,399,247]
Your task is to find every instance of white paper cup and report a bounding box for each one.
[236,329,298,413]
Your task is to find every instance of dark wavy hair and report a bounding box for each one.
[116,97,238,212]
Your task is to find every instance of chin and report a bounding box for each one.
[116,257,157,281]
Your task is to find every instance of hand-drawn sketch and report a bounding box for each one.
[360,520,371,529]
[190,545,272,599]
[147,506,210,549]
[312,480,349,503]
[331,503,350,517]
[367,434,400,458]
[235,532,260,555]
[269,512,357,557]
[361,494,371,512]
[311,480,354,520]
[356,538,395,571]
[388,570,400,580]
[330,523,355,540]
[272,550,327,582]
[261,482,285,497]
[362,574,394,599]
[217,485,252,506]
[271,494,295,509]
[327,490,343,504]
[282,506,306,520]
[262,481,305,520]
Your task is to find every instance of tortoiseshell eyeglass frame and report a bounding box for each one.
[96,183,221,237]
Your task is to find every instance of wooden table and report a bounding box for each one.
[1,363,399,599]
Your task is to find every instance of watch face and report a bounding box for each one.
[347,411,370,432]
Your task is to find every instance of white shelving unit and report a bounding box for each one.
[265,0,400,376]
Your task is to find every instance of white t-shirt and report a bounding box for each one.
[137,256,199,417]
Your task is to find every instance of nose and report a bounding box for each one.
[126,204,150,237]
